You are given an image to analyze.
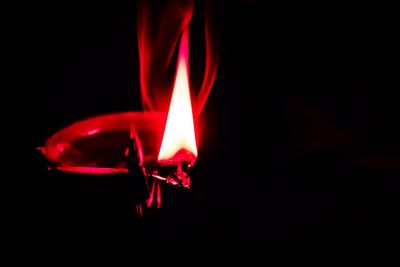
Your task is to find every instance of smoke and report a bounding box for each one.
[137,0,219,119]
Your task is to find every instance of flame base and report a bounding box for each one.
[145,149,196,189]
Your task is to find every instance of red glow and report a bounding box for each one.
[156,182,162,208]
[158,29,197,161]
[135,204,143,218]
[194,0,219,119]
[55,166,128,174]
[87,128,100,136]
[146,179,161,209]
[138,0,194,112]
[147,178,156,208]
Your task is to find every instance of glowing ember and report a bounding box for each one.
[158,29,197,163]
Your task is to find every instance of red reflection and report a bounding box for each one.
[146,179,162,209]
[156,182,162,208]
[87,128,100,136]
[135,204,143,218]
[147,178,156,208]
[55,166,128,175]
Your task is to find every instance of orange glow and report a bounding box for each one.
[158,29,198,161]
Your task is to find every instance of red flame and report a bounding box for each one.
[138,0,194,113]
[137,0,219,119]
[158,29,197,161]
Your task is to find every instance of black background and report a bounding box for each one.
[26,0,400,263]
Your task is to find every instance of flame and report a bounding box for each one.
[138,0,194,112]
[137,0,219,119]
[158,29,197,161]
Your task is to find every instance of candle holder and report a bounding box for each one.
[40,111,196,185]
[40,112,165,175]
[39,111,198,215]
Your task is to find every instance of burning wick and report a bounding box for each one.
[146,29,197,189]
[145,30,197,188]
[147,149,195,188]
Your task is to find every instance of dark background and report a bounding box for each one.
[27,0,400,263]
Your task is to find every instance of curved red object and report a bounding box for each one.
[41,112,166,174]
